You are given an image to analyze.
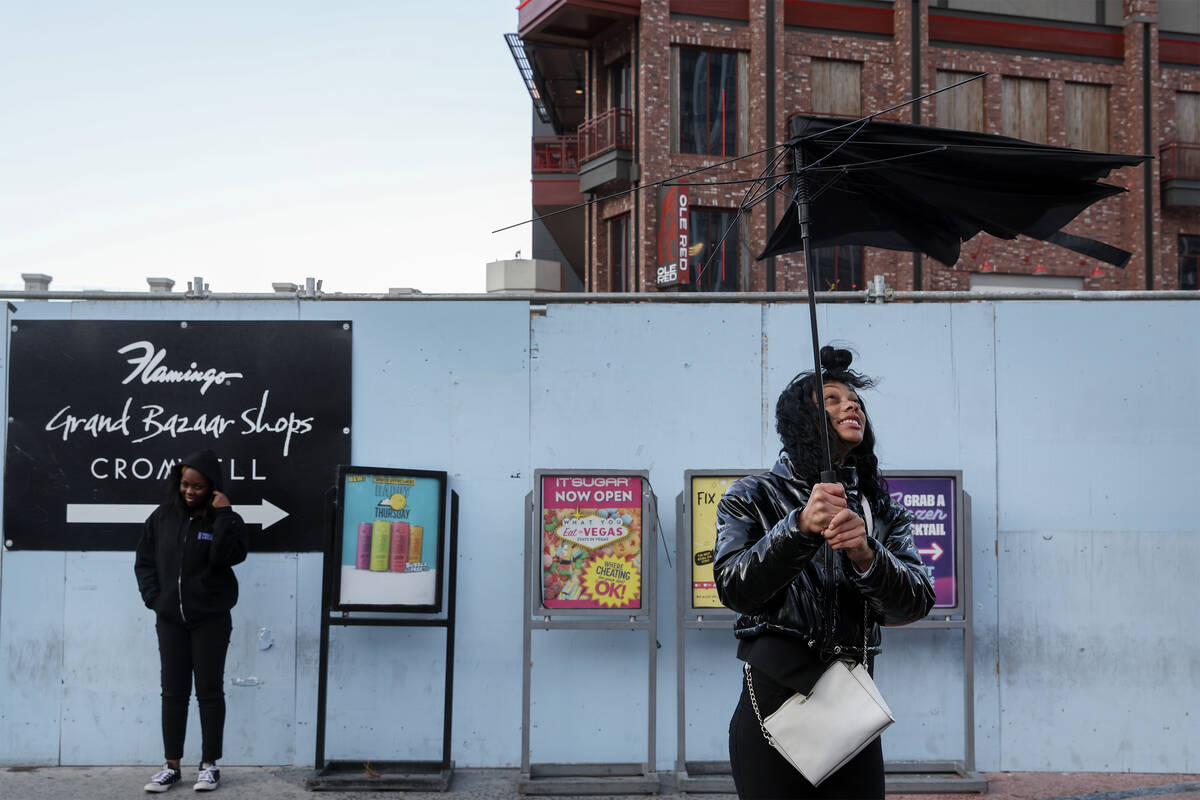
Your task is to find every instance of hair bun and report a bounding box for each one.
[819,345,853,372]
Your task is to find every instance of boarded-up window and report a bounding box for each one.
[1179,92,1200,142]
[1002,77,1048,143]
[936,70,985,131]
[1065,82,1109,151]
[811,59,861,117]
[1178,92,1200,178]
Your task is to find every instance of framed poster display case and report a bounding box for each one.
[330,465,448,613]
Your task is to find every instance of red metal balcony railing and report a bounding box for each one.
[1160,141,1200,181]
[532,135,579,173]
[578,107,633,163]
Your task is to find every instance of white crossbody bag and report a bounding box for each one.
[744,499,894,786]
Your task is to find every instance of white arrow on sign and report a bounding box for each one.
[66,499,288,530]
[917,541,943,561]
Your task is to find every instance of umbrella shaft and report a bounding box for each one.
[793,148,836,478]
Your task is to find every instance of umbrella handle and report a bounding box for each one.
[819,470,837,484]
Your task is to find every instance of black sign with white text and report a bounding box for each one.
[4,320,351,551]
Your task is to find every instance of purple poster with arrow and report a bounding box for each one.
[887,476,956,609]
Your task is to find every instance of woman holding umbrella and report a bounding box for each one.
[713,346,934,799]
[135,449,247,792]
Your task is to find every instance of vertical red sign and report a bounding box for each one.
[655,183,689,287]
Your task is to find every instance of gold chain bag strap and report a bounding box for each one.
[744,497,895,786]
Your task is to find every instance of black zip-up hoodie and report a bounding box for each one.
[134,449,248,623]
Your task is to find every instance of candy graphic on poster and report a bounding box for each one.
[337,472,443,608]
[540,475,642,609]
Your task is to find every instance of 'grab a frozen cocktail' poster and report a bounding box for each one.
[337,471,444,609]
[540,474,642,610]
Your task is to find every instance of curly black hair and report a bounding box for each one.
[775,345,889,511]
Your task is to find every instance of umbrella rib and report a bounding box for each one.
[793,118,873,175]
[662,174,792,187]
[804,145,950,173]
[744,176,792,209]
[695,145,793,286]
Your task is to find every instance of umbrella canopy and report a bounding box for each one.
[760,114,1149,267]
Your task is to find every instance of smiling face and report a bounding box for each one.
[823,380,865,453]
[179,467,213,509]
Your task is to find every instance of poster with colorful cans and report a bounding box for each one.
[332,466,447,611]
[688,473,748,609]
[539,474,643,610]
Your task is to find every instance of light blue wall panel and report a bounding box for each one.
[319,301,531,765]
[994,301,1200,772]
[528,629,652,763]
[833,303,1002,769]
[323,625,448,761]
[293,552,324,765]
[530,303,765,769]
[11,299,301,322]
[995,302,1199,531]
[0,552,66,765]
[875,627,966,761]
[997,531,1196,771]
[223,554,299,765]
[764,302,1002,769]
[1,297,1194,773]
[678,627,743,763]
[61,553,159,764]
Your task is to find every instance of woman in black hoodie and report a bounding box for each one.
[135,449,247,793]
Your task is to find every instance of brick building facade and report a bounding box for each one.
[512,0,1200,293]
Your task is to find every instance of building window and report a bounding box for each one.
[1002,77,1048,143]
[1065,82,1109,151]
[812,246,863,291]
[609,214,630,292]
[674,48,742,156]
[936,70,985,132]
[687,208,740,292]
[1181,235,1200,290]
[610,58,631,110]
[811,59,862,117]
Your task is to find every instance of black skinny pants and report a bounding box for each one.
[729,667,885,799]
[155,612,232,764]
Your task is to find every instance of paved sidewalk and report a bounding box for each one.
[1,765,1198,800]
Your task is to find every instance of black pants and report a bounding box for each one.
[729,667,885,799]
[155,612,232,764]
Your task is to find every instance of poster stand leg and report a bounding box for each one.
[307,490,459,792]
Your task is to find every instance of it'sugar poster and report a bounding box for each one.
[540,475,642,610]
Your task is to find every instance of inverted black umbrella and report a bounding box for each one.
[757,111,1148,479]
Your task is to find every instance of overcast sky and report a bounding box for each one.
[0,1,533,294]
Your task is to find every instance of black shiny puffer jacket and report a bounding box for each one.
[713,454,935,661]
